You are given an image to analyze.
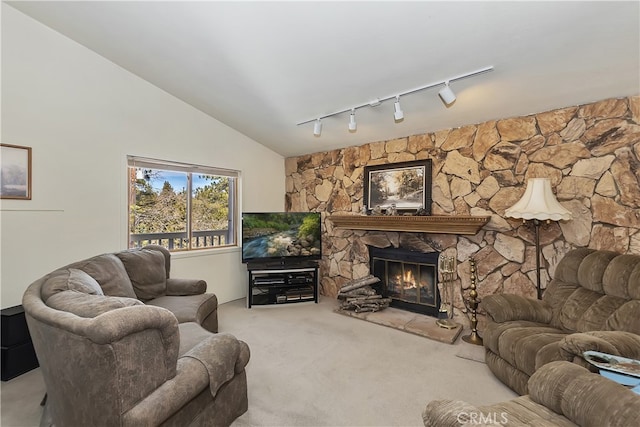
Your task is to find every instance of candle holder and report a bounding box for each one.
[436,254,459,330]
[461,258,483,345]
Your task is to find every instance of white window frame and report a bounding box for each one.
[127,155,238,252]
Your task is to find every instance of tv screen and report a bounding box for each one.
[242,212,322,264]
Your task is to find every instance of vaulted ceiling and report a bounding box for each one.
[7,1,640,157]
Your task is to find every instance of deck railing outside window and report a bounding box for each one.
[130,229,230,250]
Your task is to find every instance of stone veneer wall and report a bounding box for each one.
[285,96,640,321]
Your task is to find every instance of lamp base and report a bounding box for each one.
[462,332,484,346]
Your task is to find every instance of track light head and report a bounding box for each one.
[439,82,457,107]
[348,109,357,132]
[393,96,404,122]
[313,119,322,137]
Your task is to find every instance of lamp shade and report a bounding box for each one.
[505,178,572,221]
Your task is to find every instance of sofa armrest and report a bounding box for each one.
[481,294,552,324]
[181,333,251,395]
[559,331,640,362]
[84,305,178,346]
[166,277,206,296]
[423,399,495,426]
[122,334,250,426]
[528,361,640,427]
[122,357,210,426]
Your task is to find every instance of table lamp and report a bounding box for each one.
[505,178,572,299]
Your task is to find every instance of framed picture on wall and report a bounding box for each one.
[1,144,32,200]
[363,159,432,214]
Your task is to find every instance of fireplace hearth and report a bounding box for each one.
[368,247,440,317]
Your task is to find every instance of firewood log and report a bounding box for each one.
[339,275,380,292]
[338,286,377,299]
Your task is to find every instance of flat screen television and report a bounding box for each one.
[242,212,322,265]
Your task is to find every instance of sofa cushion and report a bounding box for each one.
[576,250,618,293]
[146,294,217,325]
[116,249,167,301]
[553,248,594,286]
[496,326,568,375]
[143,245,171,278]
[46,290,142,318]
[178,322,214,356]
[484,319,552,356]
[75,254,137,299]
[605,300,640,334]
[602,254,640,299]
[41,268,104,303]
[559,287,604,332]
[575,294,627,332]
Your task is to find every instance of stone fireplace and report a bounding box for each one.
[369,246,440,317]
[286,96,640,325]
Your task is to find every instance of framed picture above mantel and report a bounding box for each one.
[363,159,432,214]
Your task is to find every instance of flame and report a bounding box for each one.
[403,269,417,289]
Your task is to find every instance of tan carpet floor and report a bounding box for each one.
[1,297,516,427]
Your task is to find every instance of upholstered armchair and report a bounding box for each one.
[23,247,249,426]
[423,361,640,427]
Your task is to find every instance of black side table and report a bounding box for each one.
[1,305,39,381]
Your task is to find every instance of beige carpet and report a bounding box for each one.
[455,342,487,363]
[225,297,515,426]
[1,297,515,427]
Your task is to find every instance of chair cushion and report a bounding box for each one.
[178,322,214,356]
[40,268,104,303]
[116,249,167,301]
[146,294,217,325]
[46,290,142,318]
[75,254,137,299]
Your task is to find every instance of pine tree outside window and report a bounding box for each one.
[127,156,238,251]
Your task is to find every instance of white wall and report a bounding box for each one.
[0,5,285,308]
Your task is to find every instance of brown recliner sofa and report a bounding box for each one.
[423,361,640,427]
[481,248,640,395]
[23,245,250,426]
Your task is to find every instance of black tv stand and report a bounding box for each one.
[246,261,319,308]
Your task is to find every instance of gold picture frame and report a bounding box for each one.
[1,144,32,200]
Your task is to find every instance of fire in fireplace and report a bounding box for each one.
[369,246,440,317]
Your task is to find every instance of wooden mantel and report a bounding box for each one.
[329,214,490,235]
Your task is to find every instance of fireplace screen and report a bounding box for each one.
[369,247,440,317]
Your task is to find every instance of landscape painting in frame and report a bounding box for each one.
[364,159,432,214]
[1,144,32,200]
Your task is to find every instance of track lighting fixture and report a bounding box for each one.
[348,109,357,132]
[313,119,322,137]
[297,65,494,137]
[438,82,457,106]
[393,96,404,122]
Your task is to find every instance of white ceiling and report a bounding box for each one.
[7,1,640,158]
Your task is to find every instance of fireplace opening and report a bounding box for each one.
[369,247,440,317]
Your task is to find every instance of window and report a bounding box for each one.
[127,156,238,251]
